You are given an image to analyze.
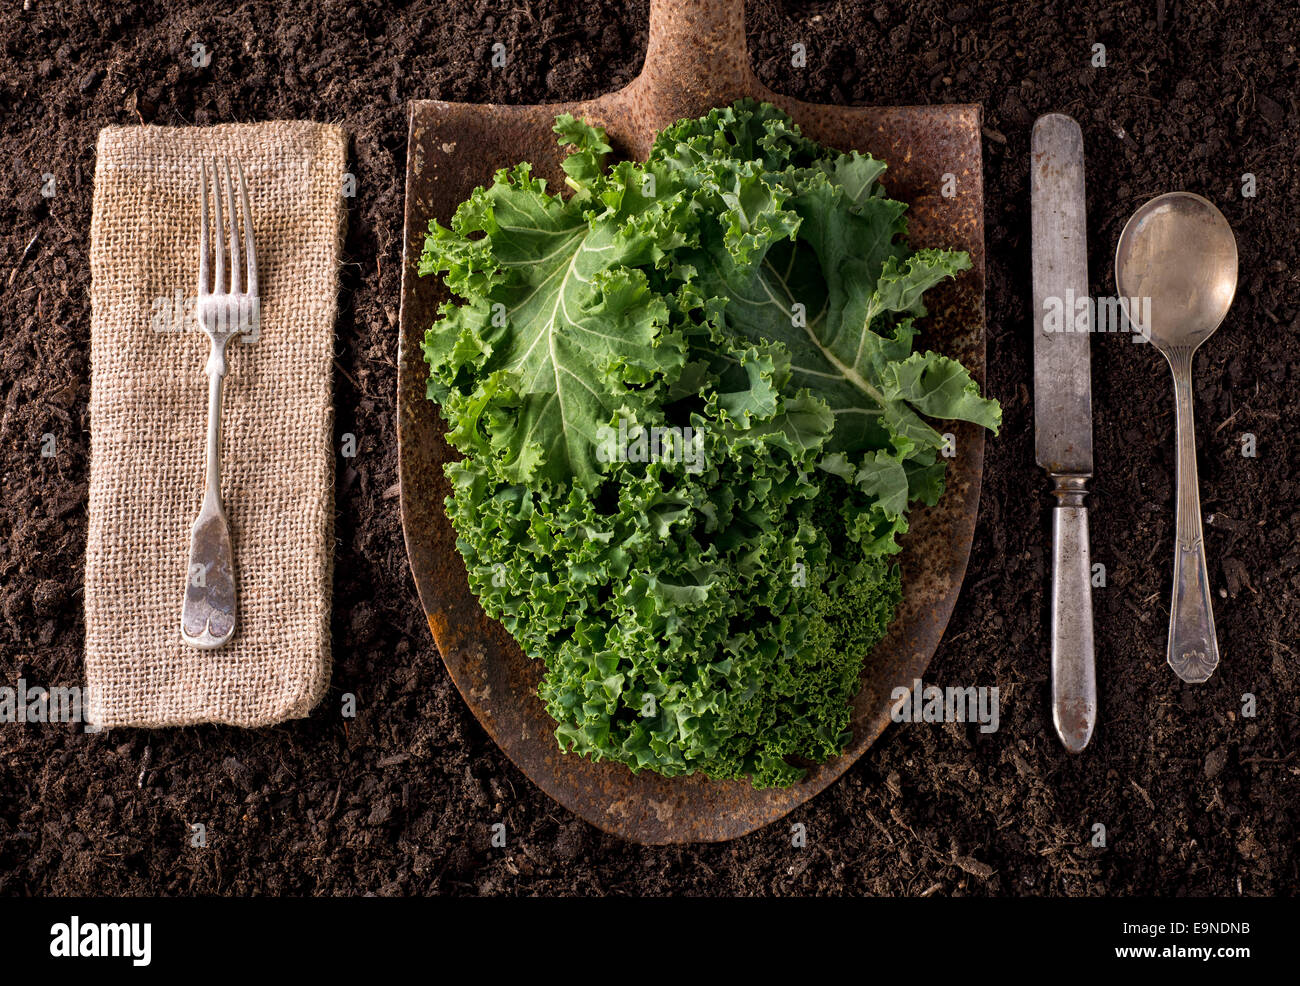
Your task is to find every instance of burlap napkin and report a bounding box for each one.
[85,121,346,728]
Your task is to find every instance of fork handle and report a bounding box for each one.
[182,345,236,648]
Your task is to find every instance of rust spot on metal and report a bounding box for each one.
[396,0,986,844]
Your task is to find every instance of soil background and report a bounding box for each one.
[1,0,1297,896]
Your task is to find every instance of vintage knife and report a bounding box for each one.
[1031,114,1097,753]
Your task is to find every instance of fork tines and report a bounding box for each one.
[198,156,258,300]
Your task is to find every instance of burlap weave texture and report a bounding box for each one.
[85,121,345,727]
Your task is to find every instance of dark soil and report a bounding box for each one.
[1,0,1297,896]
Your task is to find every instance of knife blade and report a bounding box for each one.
[1031,113,1097,753]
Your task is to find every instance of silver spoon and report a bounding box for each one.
[1115,192,1237,683]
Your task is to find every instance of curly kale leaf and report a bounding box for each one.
[420,100,1000,787]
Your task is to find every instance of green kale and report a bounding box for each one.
[420,99,1000,787]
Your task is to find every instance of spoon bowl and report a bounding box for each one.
[1115,191,1237,352]
[1114,191,1237,684]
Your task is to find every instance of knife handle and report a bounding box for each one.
[1049,475,1097,752]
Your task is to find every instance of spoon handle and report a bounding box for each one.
[1167,350,1219,683]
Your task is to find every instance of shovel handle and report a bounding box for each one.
[639,0,757,116]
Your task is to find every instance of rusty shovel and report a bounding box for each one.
[397,0,989,844]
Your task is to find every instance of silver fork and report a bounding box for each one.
[181,157,258,649]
